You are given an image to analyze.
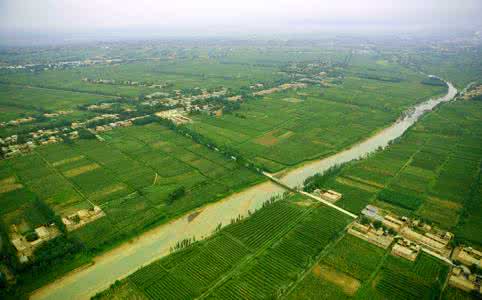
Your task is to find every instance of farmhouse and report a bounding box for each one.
[359,205,453,257]
[453,246,482,267]
[382,215,405,231]
[347,221,394,249]
[254,83,307,96]
[449,266,482,294]
[391,238,420,261]
[7,117,35,126]
[87,103,113,111]
[400,226,452,257]
[314,189,342,203]
[155,109,192,124]
[145,92,169,99]
[361,205,384,221]
[462,84,482,100]
[62,206,105,231]
[9,224,60,263]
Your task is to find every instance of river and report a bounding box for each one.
[31,80,457,300]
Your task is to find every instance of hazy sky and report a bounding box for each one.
[1,0,481,38]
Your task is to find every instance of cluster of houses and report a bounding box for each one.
[1,80,318,160]
[1,58,123,72]
[0,116,35,128]
[155,109,192,125]
[391,238,421,261]
[348,220,394,249]
[462,84,482,100]
[43,110,72,118]
[141,87,229,115]
[283,62,344,86]
[92,119,133,133]
[10,223,60,263]
[0,111,152,159]
[71,114,120,129]
[348,205,454,261]
[8,206,107,264]
[348,204,482,295]
[249,83,264,90]
[86,103,115,111]
[253,83,307,96]
[1,127,80,158]
[82,77,165,89]
[0,111,72,129]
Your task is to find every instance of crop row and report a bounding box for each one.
[224,201,307,249]
[211,205,351,299]
[376,269,432,300]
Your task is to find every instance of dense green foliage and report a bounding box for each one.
[303,165,343,192]
[377,189,423,211]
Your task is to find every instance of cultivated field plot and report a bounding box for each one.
[216,46,349,65]
[289,235,451,300]
[0,84,112,122]
[356,253,449,300]
[94,195,353,300]
[320,100,482,245]
[0,122,263,251]
[0,59,284,97]
[288,234,386,299]
[188,61,446,172]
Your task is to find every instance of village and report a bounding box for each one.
[346,204,482,295]
[461,83,482,100]
[0,79,315,159]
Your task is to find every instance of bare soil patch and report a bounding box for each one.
[63,163,100,177]
[279,131,294,139]
[336,176,380,192]
[283,97,303,103]
[90,184,127,202]
[0,177,23,193]
[254,131,280,146]
[313,264,361,296]
[52,155,85,167]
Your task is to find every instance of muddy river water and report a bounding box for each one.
[31,80,457,300]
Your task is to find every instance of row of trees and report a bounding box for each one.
[303,165,343,192]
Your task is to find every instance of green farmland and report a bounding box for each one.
[188,58,447,172]
[0,37,480,300]
[0,122,263,244]
[0,60,286,98]
[95,196,455,300]
[0,122,265,296]
[0,84,113,122]
[94,195,353,300]
[315,99,482,246]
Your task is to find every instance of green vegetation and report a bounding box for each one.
[0,84,113,122]
[0,122,264,297]
[357,254,449,300]
[188,65,446,172]
[313,99,482,247]
[93,195,353,299]
[421,77,448,87]
[0,60,285,98]
[323,235,386,281]
[288,234,386,299]
[0,40,480,299]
